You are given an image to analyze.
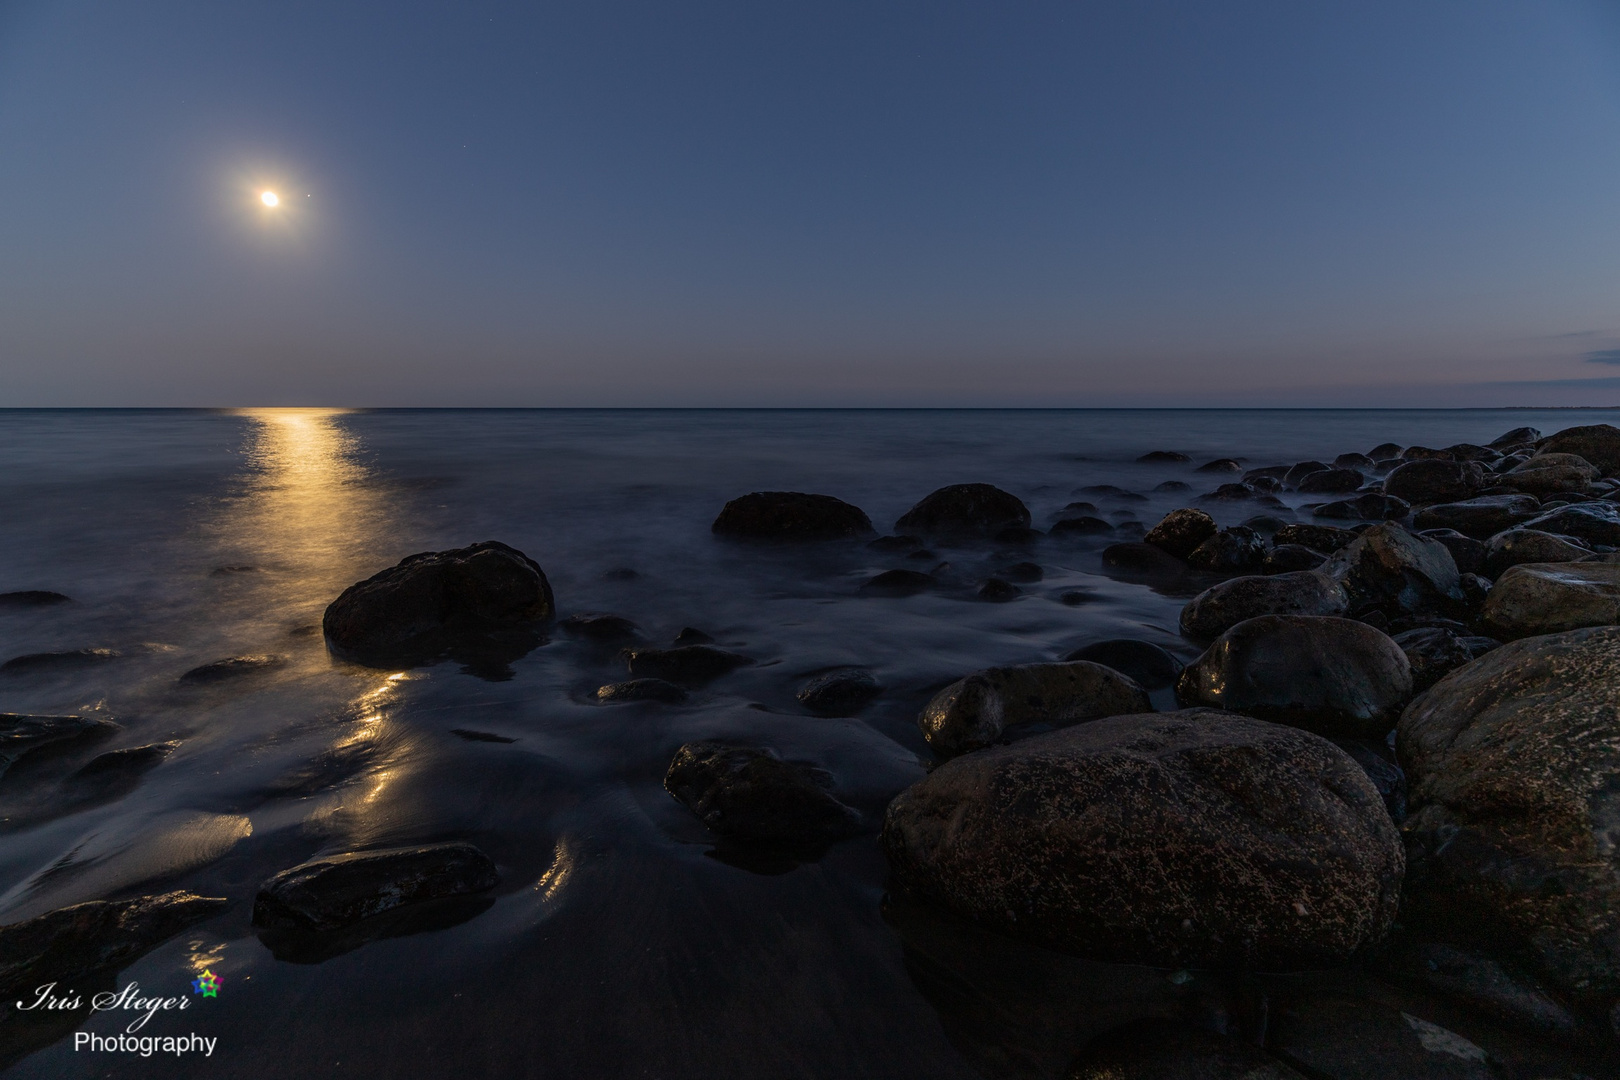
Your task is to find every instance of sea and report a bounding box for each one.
[0,407,1614,1078]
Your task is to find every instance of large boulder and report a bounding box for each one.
[1320,523,1463,616]
[252,844,499,931]
[1397,627,1620,1001]
[1520,502,1620,546]
[1179,572,1349,640]
[1478,562,1620,639]
[894,484,1031,539]
[1481,528,1591,578]
[1313,493,1410,521]
[1501,454,1599,496]
[1383,459,1485,507]
[711,491,874,541]
[1143,508,1216,559]
[1296,467,1363,494]
[1411,494,1541,539]
[917,661,1150,759]
[323,541,554,667]
[1185,527,1265,573]
[1176,615,1412,740]
[1540,423,1620,475]
[1490,426,1542,449]
[882,711,1404,969]
[664,741,861,844]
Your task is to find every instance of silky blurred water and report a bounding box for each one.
[0,407,1613,1079]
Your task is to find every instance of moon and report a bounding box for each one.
[260,190,280,208]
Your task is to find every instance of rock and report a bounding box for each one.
[69,741,178,782]
[797,669,883,715]
[861,568,936,595]
[1195,459,1243,473]
[1540,422,1620,475]
[0,648,120,675]
[710,491,874,541]
[994,525,1045,544]
[1076,484,1145,501]
[1336,453,1375,469]
[1067,1018,1308,1079]
[1274,523,1359,552]
[178,654,288,684]
[1283,460,1331,486]
[1101,542,1189,576]
[1144,508,1217,559]
[559,612,640,642]
[1176,615,1413,739]
[1270,996,1497,1080]
[1063,639,1182,689]
[0,591,72,608]
[664,741,861,844]
[1411,494,1542,539]
[1416,530,1483,576]
[1264,544,1327,574]
[1386,944,1576,1036]
[323,541,554,666]
[0,713,118,776]
[1314,493,1410,520]
[917,661,1151,759]
[1398,626,1620,1000]
[1298,468,1364,494]
[999,561,1043,583]
[1521,501,1620,545]
[1050,516,1114,537]
[1402,445,1455,462]
[1384,459,1485,506]
[1369,442,1405,461]
[977,578,1021,602]
[1482,528,1590,577]
[1332,739,1407,822]
[1198,482,1263,503]
[1391,626,1478,694]
[1478,561,1620,639]
[596,678,688,704]
[1489,426,1541,448]
[449,729,517,743]
[0,892,228,1000]
[672,627,714,645]
[895,484,1031,539]
[1155,480,1193,492]
[623,645,753,684]
[253,843,499,931]
[1180,572,1350,640]
[1242,514,1291,535]
[1444,443,1497,463]
[1137,451,1191,463]
[1245,465,1291,483]
[882,711,1403,968]
[1321,524,1463,616]
[1501,453,1599,496]
[1186,527,1265,573]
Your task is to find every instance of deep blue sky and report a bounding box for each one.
[2,1,1619,406]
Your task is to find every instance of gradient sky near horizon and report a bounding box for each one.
[2,1,1619,407]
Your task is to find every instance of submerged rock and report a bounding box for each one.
[1320,523,1463,616]
[323,541,554,667]
[1143,508,1217,559]
[1482,528,1591,578]
[1049,515,1114,537]
[178,654,288,684]
[918,660,1151,759]
[860,568,936,596]
[1412,493,1541,539]
[1136,450,1190,463]
[664,741,861,845]
[1195,458,1243,473]
[0,713,118,776]
[0,648,120,675]
[1539,422,1620,475]
[1179,571,1349,640]
[1185,527,1265,573]
[596,678,688,704]
[1063,639,1181,689]
[882,710,1403,968]
[895,484,1031,539]
[1068,1018,1307,1080]
[559,612,640,642]
[977,578,1021,602]
[69,741,178,783]
[1176,615,1412,739]
[1478,561,1620,639]
[796,668,883,715]
[253,843,499,931]
[711,491,875,541]
[1313,493,1410,520]
[0,591,72,608]
[622,645,753,684]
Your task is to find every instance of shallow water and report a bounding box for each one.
[0,407,1615,1078]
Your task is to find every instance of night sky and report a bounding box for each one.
[2,1,1618,406]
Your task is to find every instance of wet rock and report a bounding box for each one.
[1384,459,1485,507]
[1264,544,1327,574]
[1489,426,1541,449]
[1000,561,1043,583]
[1155,480,1193,492]
[710,491,875,541]
[1444,443,1498,463]
[0,648,120,675]
[796,668,883,715]
[597,678,688,704]
[1137,450,1191,463]
[1402,445,1456,462]
[1321,523,1463,617]
[1144,508,1217,559]
[178,653,288,684]
[1049,516,1113,538]
[1392,627,1475,693]
[1198,482,1263,503]
[1521,501,1620,545]
[977,578,1021,602]
[1385,944,1576,1036]
[1298,468,1364,494]
[1336,452,1375,470]
[1314,493,1411,520]
[1275,522,1359,552]
[559,612,639,642]
[0,891,228,999]
[1242,514,1292,536]
[1067,1018,1308,1079]
[0,591,72,609]
[449,729,517,743]
[672,626,714,645]
[1180,571,1350,640]
[253,843,499,931]
[1102,542,1189,576]
[1195,458,1243,473]
[1540,422,1620,475]
[1245,465,1291,483]
[1411,494,1541,539]
[918,660,1151,759]
[1481,528,1590,578]
[1369,442,1405,461]
[323,541,555,667]
[1332,739,1407,821]
[69,741,178,783]
[0,713,118,776]
[1501,453,1599,496]
[1398,626,1620,1001]
[861,568,936,596]
[1186,527,1265,573]
[1076,484,1145,500]
[664,741,861,844]
[1417,530,1484,576]
[868,534,923,552]
[1270,996,1496,1080]
[895,484,1031,539]
[1283,460,1331,486]
[1063,639,1182,690]
[883,710,1403,968]
[1176,615,1412,739]
[623,644,753,684]
[1478,561,1620,639]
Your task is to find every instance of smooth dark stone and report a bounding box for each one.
[1481,528,1590,578]
[1321,523,1464,616]
[664,741,861,845]
[1336,452,1376,469]
[1501,453,1599,496]
[1283,460,1329,486]
[69,741,178,780]
[1198,482,1261,502]
[1154,480,1193,492]
[1075,484,1145,500]
[999,561,1043,582]
[977,578,1021,602]
[1102,542,1188,576]
[0,648,120,675]
[0,591,72,608]
[796,668,883,715]
[1331,738,1407,822]
[1479,561,1620,639]
[1391,626,1474,695]
[917,660,1152,758]
[1059,500,1100,515]
[1418,529,1485,575]
[1136,451,1190,463]
[253,844,500,931]
[178,654,288,684]
[1314,492,1412,520]
[1194,459,1243,473]
[559,612,640,642]
[672,627,714,645]
[1068,1018,1307,1079]
[0,713,119,775]
[1384,459,1486,507]
[1412,494,1541,539]
[622,645,752,684]
[1241,514,1292,535]
[711,491,875,541]
[596,678,688,704]
[895,484,1032,539]
[1444,442,1499,462]
[1489,426,1542,448]
[1368,442,1405,461]
[1270,996,1498,1080]
[1264,544,1327,574]
[1063,639,1181,689]
[1297,467,1364,493]
[1540,422,1620,475]
[1244,465,1291,482]
[1274,522,1359,552]
[868,534,923,552]
[1180,572,1349,640]
[1144,508,1216,559]
[1049,516,1114,537]
[860,568,936,596]
[1521,501,1620,545]
[1402,445,1456,461]
[993,525,1044,544]
[1186,527,1264,573]
[449,729,518,743]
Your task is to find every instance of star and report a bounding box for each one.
[192,970,220,997]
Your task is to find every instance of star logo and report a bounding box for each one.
[191,970,220,997]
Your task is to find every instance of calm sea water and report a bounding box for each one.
[0,408,1613,1078]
